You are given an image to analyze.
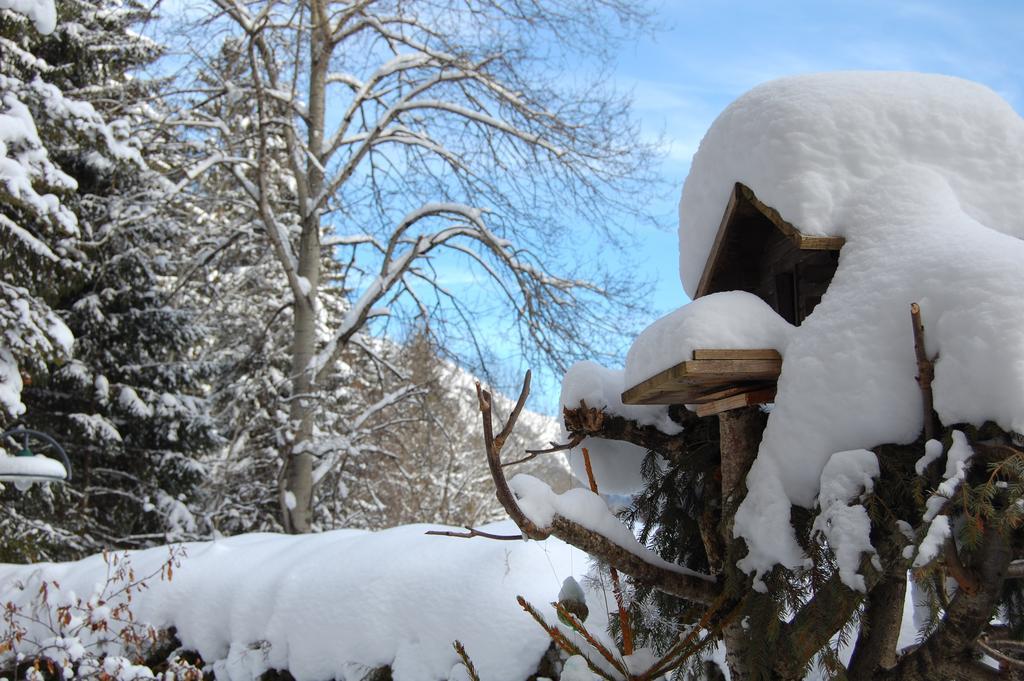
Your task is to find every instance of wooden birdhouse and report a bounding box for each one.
[621,182,844,415]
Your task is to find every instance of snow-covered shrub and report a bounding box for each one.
[0,547,198,681]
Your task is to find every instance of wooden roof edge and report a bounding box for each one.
[737,183,845,250]
[694,182,845,298]
[695,184,741,299]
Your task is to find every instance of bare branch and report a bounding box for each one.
[424,526,523,541]
[478,371,720,605]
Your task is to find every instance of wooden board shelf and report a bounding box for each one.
[621,349,782,410]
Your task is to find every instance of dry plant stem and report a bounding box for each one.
[910,302,935,442]
[518,597,617,681]
[453,640,482,681]
[477,372,550,540]
[581,447,635,656]
[479,371,721,605]
[556,603,629,676]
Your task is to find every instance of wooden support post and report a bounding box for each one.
[719,407,766,501]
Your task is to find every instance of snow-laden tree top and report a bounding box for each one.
[665,72,1024,586]
[678,71,1024,297]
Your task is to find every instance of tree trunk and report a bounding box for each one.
[281,0,329,533]
[717,407,769,681]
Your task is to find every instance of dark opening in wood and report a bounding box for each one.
[696,183,843,325]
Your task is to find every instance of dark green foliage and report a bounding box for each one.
[0,0,217,561]
[613,415,719,669]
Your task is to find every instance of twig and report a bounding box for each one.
[477,371,549,540]
[453,640,482,681]
[425,526,523,541]
[910,303,936,441]
[581,447,634,656]
[504,433,585,467]
[554,601,628,676]
[521,434,586,457]
[517,597,617,681]
[977,637,1024,671]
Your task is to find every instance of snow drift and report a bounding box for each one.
[0,522,599,681]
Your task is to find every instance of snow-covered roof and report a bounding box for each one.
[678,72,1024,298]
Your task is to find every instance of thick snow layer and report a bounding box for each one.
[659,72,1024,583]
[560,361,678,494]
[678,72,1024,298]
[0,522,592,681]
[624,291,794,386]
[810,449,879,592]
[0,453,67,481]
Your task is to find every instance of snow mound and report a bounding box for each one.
[678,71,1024,298]
[662,72,1024,584]
[0,522,592,681]
[624,291,794,386]
[509,474,710,581]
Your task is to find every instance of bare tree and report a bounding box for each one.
[172,0,659,532]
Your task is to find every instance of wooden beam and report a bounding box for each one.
[738,183,845,251]
[695,184,741,298]
[621,356,782,406]
[692,349,781,361]
[695,387,777,418]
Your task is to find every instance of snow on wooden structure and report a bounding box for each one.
[621,349,780,416]
[696,183,844,322]
[623,183,842,414]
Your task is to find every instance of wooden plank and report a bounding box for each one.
[695,184,741,298]
[695,387,777,418]
[675,358,781,380]
[795,234,846,251]
[688,381,775,403]
[692,348,781,361]
[621,357,782,405]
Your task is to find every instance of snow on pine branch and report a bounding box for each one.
[0,0,56,34]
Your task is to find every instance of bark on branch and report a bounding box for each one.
[910,303,936,441]
[559,402,692,461]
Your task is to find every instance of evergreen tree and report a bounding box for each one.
[0,0,218,561]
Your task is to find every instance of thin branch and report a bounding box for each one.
[910,302,936,441]
[424,526,523,541]
[478,371,720,605]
